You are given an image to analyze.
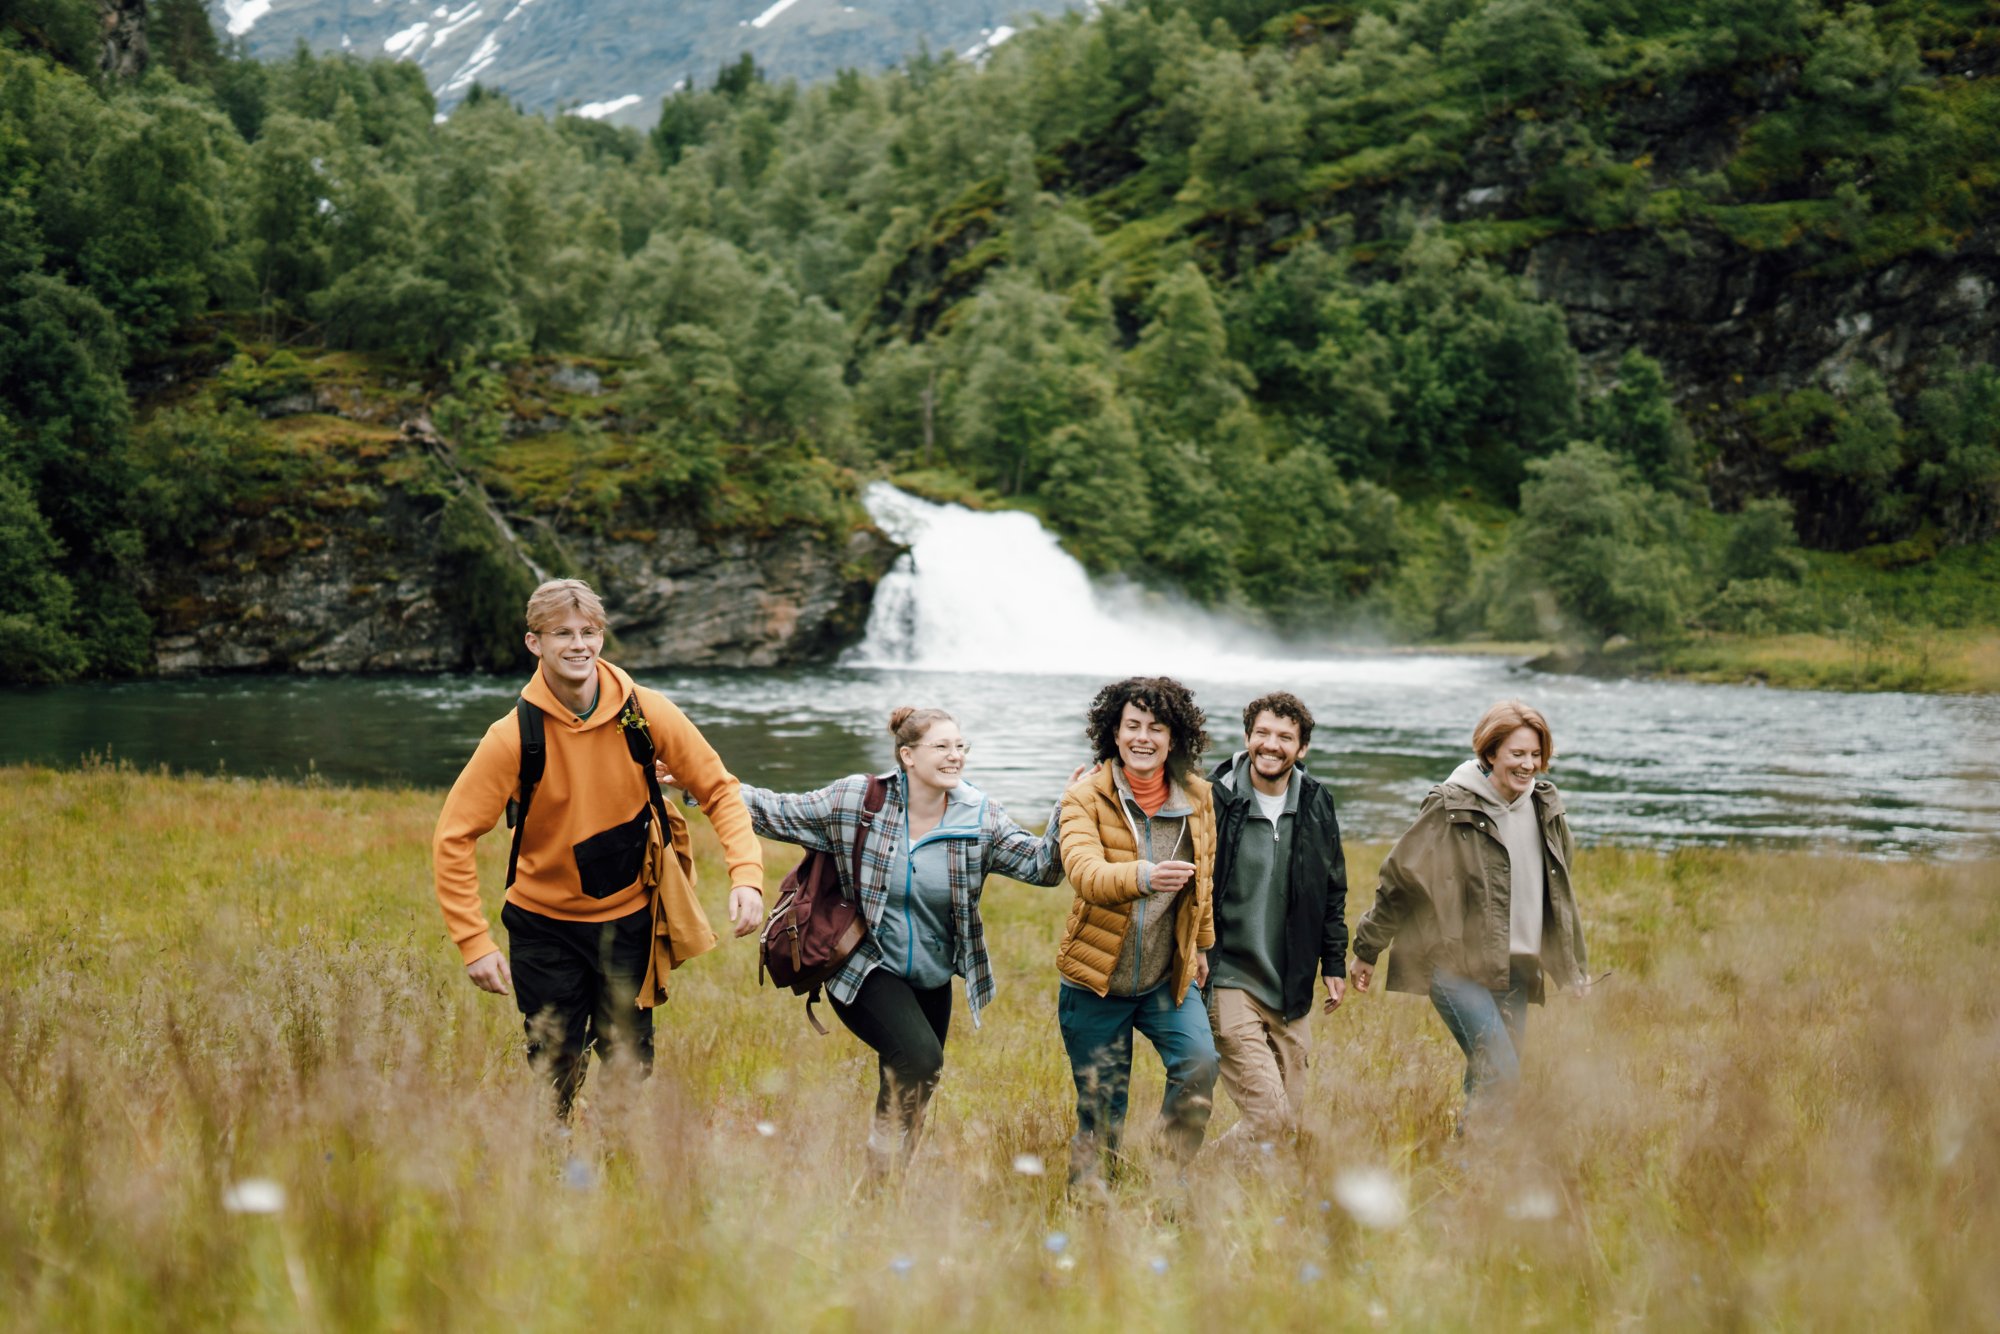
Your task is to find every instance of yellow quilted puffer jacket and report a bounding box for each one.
[1055,763,1216,1003]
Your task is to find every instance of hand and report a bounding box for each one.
[465,950,512,995]
[1193,950,1209,988]
[654,761,678,787]
[727,885,764,937]
[1322,975,1347,1013]
[1068,760,1101,785]
[1350,959,1374,994]
[1148,859,1197,895]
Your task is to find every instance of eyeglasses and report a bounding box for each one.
[915,742,972,757]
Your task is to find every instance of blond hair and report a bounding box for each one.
[1473,699,1556,768]
[524,579,607,634]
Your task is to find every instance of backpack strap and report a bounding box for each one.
[616,691,671,825]
[506,690,663,892]
[505,696,545,889]
[804,775,890,1034]
[848,774,888,898]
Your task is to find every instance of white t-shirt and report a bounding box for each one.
[1252,785,1286,828]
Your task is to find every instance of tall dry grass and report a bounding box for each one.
[2,763,1996,1331]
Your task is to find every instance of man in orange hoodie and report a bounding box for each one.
[433,579,764,1117]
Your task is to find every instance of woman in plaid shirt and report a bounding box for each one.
[739,706,1066,1179]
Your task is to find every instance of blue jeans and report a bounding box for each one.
[1428,957,1536,1111]
[1058,980,1219,1178]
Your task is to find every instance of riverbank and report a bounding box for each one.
[6,764,1994,1329]
[1525,628,2000,695]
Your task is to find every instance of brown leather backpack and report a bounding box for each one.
[757,775,887,1033]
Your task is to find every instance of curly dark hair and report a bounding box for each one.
[1084,676,1209,783]
[1242,691,1314,747]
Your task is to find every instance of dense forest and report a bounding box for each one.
[1,0,1996,683]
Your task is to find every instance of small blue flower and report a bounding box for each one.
[1044,1231,1069,1254]
[890,1256,915,1278]
[1299,1262,1324,1283]
[561,1157,596,1191]
[1149,1256,1170,1275]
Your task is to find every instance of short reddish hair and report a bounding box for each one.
[1473,699,1555,768]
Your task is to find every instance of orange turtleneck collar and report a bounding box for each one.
[1125,764,1169,817]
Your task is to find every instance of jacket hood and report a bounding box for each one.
[1442,759,1558,819]
[522,659,635,732]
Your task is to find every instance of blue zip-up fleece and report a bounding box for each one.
[874,783,985,989]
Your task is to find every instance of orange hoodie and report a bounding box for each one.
[432,659,764,965]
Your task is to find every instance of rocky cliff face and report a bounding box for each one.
[140,369,900,675]
[145,495,896,674]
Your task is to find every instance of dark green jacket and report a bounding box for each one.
[1352,778,1587,1004]
[1208,756,1349,1023]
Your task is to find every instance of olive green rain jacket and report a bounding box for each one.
[1351,777,1588,1004]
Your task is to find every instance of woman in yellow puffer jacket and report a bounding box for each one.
[1054,676,1219,1188]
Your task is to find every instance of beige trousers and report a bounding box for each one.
[1209,986,1311,1143]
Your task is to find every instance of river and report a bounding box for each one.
[3,485,1995,857]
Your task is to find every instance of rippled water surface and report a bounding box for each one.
[4,659,1995,857]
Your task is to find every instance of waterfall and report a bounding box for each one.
[848,483,1363,681]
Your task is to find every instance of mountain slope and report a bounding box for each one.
[209,0,1085,123]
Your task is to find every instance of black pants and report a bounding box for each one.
[828,969,952,1155]
[502,901,654,1118]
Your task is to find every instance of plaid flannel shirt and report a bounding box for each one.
[740,772,1065,1025]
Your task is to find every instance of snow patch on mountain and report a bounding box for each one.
[444,30,503,91]
[384,21,430,54]
[222,0,272,35]
[750,0,803,28]
[573,94,644,119]
[962,25,1015,62]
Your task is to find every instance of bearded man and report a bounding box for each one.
[1205,691,1349,1143]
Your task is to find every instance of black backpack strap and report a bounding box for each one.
[505,697,546,889]
[616,691,671,824]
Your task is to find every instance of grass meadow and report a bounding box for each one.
[3,762,1997,1331]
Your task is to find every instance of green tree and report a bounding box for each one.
[1126,263,1254,439]
[1308,234,1578,491]
[1442,0,1605,106]
[949,275,1104,494]
[1589,348,1699,495]
[1908,355,2000,545]
[1783,367,1907,544]
[1179,49,1306,216]
[148,0,220,85]
[0,454,88,683]
[1495,441,1696,642]
[240,111,337,317]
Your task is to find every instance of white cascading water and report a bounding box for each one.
[847,483,1476,685]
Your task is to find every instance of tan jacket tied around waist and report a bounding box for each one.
[1055,762,1216,1004]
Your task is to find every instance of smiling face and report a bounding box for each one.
[1483,724,1545,802]
[1116,702,1173,781]
[899,719,967,791]
[1246,709,1307,790]
[524,610,604,696]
